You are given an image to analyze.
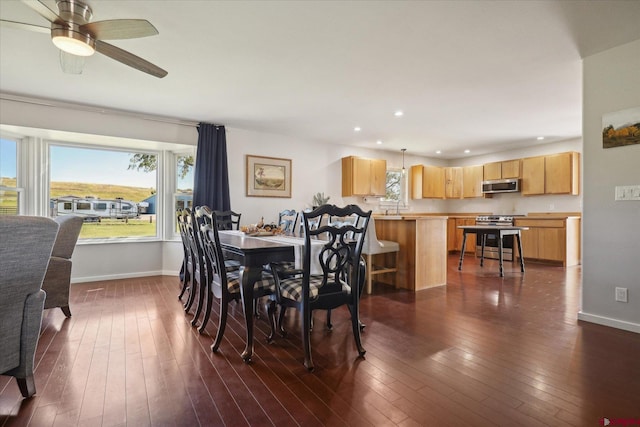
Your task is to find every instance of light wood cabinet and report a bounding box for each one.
[514,217,580,266]
[484,159,521,180]
[423,166,445,198]
[447,217,476,253]
[522,156,546,195]
[376,216,448,291]
[462,165,483,198]
[501,159,521,179]
[445,167,462,199]
[483,162,502,181]
[342,156,387,197]
[545,152,580,195]
[522,152,580,196]
[410,165,444,199]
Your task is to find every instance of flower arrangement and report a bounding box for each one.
[312,192,330,207]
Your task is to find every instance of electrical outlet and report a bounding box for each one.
[615,287,628,303]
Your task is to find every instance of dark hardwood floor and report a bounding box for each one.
[2,255,639,426]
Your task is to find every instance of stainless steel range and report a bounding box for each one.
[475,215,516,261]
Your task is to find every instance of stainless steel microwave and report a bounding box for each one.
[481,178,520,194]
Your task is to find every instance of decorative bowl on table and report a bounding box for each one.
[240,224,284,236]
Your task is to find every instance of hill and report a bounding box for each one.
[0,178,155,203]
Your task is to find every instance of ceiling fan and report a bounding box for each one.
[0,0,167,78]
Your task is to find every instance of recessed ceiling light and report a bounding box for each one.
[537,136,545,140]
[464,149,470,154]
[436,150,442,154]
[376,140,382,145]
[394,110,404,117]
[354,126,361,132]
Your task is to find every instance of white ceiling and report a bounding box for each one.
[1,0,640,159]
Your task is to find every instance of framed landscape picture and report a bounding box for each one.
[246,155,292,198]
[602,107,640,149]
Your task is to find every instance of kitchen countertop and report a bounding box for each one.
[374,212,581,220]
[374,215,449,220]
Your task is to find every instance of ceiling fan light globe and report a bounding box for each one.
[51,27,95,56]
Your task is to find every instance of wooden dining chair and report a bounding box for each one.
[196,206,277,349]
[176,209,193,301]
[181,208,210,328]
[213,210,241,230]
[269,204,371,371]
[277,209,298,235]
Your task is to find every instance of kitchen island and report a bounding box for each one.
[373,215,448,291]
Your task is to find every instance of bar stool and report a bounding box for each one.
[361,216,400,294]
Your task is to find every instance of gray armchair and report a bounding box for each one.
[42,215,83,317]
[0,216,59,398]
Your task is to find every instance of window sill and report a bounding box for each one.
[77,236,162,245]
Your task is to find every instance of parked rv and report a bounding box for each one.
[51,196,148,221]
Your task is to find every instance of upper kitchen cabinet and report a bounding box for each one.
[342,156,387,197]
[445,167,462,199]
[484,159,521,180]
[462,165,483,198]
[410,165,445,199]
[545,152,580,195]
[501,159,521,179]
[522,156,545,195]
[521,152,580,196]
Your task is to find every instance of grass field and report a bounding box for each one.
[79,218,157,239]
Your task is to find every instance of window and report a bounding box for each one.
[381,168,408,208]
[0,137,23,215]
[50,145,158,239]
[174,153,194,231]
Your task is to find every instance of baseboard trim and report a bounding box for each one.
[577,311,640,334]
[71,270,172,284]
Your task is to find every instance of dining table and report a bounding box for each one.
[217,230,295,362]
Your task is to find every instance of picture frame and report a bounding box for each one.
[246,155,292,198]
[602,106,640,149]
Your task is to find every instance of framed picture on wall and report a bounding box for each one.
[246,155,292,198]
[602,106,640,149]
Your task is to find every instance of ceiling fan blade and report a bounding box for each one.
[81,19,158,40]
[20,0,62,23]
[0,19,50,34]
[95,40,167,78]
[60,51,85,74]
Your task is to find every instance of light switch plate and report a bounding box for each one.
[614,185,640,201]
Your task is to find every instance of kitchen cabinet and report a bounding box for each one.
[410,165,444,199]
[545,152,580,195]
[342,156,387,197]
[514,216,580,266]
[447,217,476,253]
[445,167,462,199]
[483,159,521,180]
[376,216,448,291]
[501,159,521,179]
[521,152,580,196]
[521,156,545,195]
[462,165,483,198]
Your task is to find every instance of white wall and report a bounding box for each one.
[579,39,640,333]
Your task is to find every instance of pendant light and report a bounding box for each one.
[401,148,407,175]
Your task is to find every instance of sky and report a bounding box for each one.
[1,139,193,189]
